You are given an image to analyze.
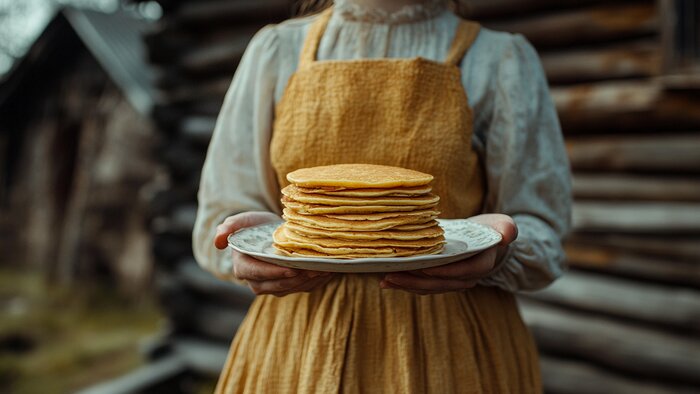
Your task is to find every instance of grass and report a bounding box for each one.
[0,267,165,393]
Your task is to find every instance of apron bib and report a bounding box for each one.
[216,9,542,394]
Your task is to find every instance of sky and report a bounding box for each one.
[0,0,161,76]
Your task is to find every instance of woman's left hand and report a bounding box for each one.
[380,214,518,295]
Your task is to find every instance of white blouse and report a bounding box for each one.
[192,0,572,292]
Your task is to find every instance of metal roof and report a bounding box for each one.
[0,6,156,116]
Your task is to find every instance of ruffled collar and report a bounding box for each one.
[334,0,449,24]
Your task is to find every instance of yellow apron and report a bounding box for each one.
[216,9,542,393]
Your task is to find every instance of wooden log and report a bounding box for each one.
[519,300,700,385]
[572,174,700,201]
[567,135,700,172]
[178,33,254,76]
[540,355,699,394]
[565,243,700,287]
[541,40,660,84]
[566,233,700,261]
[174,0,290,27]
[151,233,192,263]
[484,2,658,49]
[179,116,216,145]
[160,141,206,177]
[176,259,255,308]
[75,355,188,394]
[159,274,245,342]
[152,205,197,236]
[525,271,700,331]
[188,302,246,342]
[659,73,700,91]
[573,201,700,233]
[553,81,700,133]
[162,77,230,105]
[458,0,611,19]
[172,337,229,376]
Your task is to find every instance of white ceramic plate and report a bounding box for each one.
[228,219,502,273]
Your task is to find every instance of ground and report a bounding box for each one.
[0,266,165,393]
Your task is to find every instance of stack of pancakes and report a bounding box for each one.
[273,164,446,258]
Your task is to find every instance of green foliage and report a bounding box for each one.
[0,267,163,393]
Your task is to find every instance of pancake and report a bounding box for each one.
[282,224,445,248]
[297,185,432,197]
[284,221,444,241]
[274,225,396,255]
[323,208,439,221]
[287,164,433,188]
[282,185,439,206]
[283,208,437,231]
[392,220,440,231]
[283,198,437,215]
[274,243,444,259]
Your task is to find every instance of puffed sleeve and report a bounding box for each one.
[476,34,572,292]
[192,26,280,280]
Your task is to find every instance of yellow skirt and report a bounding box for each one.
[215,274,542,393]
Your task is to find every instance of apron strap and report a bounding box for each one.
[299,7,334,68]
[444,20,481,66]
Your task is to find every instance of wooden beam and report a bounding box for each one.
[572,174,700,201]
[162,77,230,105]
[565,242,700,287]
[519,300,700,385]
[484,2,658,49]
[566,233,700,261]
[179,116,216,145]
[458,0,613,19]
[172,337,229,377]
[176,259,255,308]
[173,0,290,27]
[525,271,700,331]
[540,355,698,394]
[573,201,700,233]
[75,355,188,394]
[178,33,254,76]
[567,135,700,172]
[541,40,661,84]
[553,81,700,133]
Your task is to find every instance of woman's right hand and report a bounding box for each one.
[214,211,334,296]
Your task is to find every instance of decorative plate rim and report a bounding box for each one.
[227,218,502,265]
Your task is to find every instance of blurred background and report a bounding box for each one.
[0,0,698,393]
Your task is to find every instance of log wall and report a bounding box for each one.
[139,0,700,391]
[467,0,700,392]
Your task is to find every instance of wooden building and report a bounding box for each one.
[130,0,700,392]
[0,7,158,290]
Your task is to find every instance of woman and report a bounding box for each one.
[193,0,571,392]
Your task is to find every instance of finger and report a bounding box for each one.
[233,252,298,281]
[383,273,477,292]
[418,248,497,279]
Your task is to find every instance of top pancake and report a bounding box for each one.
[287,164,433,189]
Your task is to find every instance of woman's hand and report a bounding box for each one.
[380,214,518,295]
[214,211,334,296]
